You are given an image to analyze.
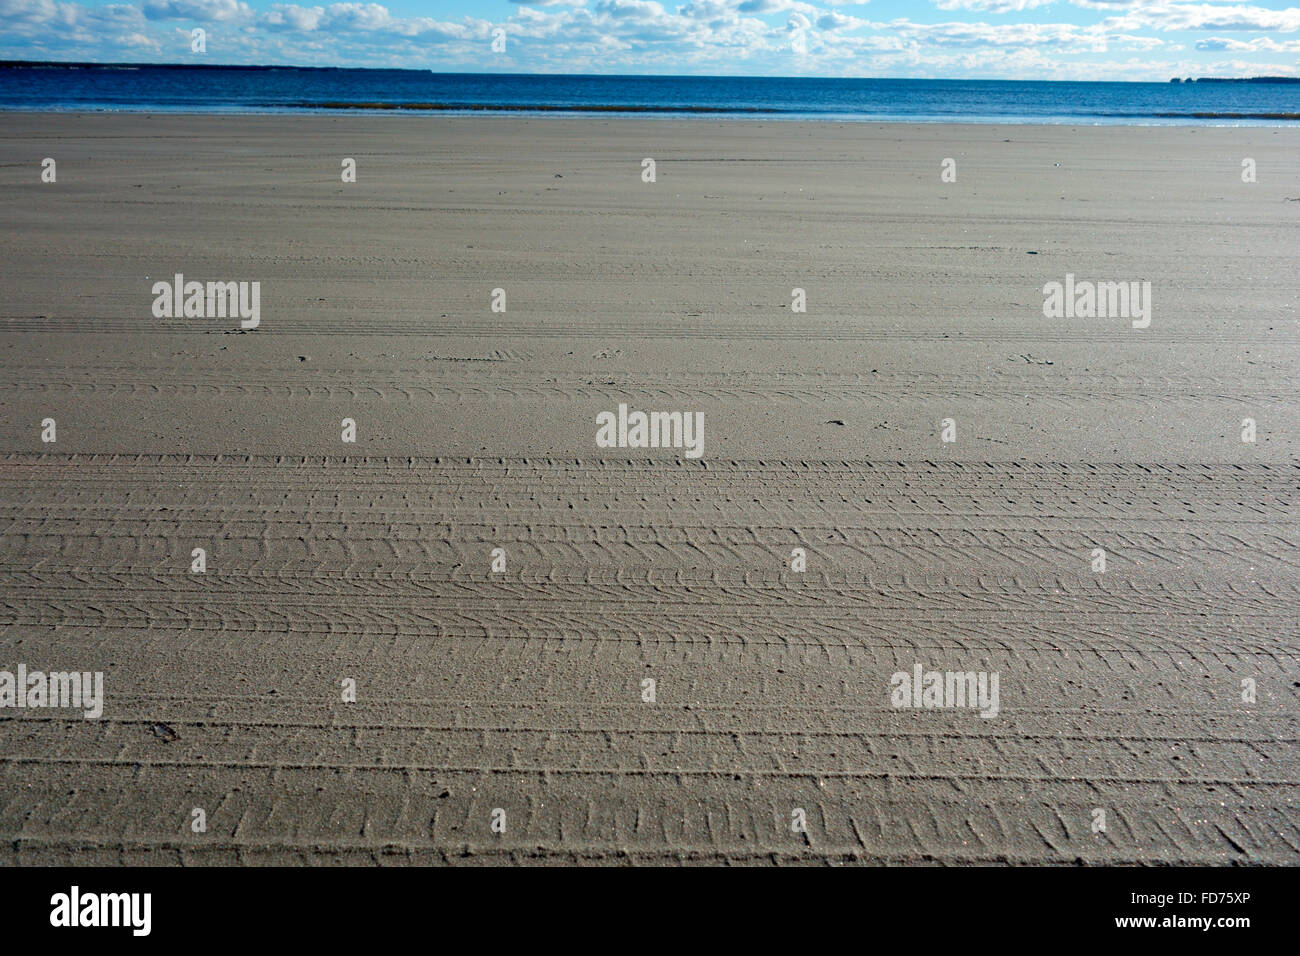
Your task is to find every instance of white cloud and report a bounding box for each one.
[263,4,322,30]
[142,0,252,21]
[1099,3,1300,33]
[1197,35,1300,51]
[1,0,1298,79]
[935,0,1056,12]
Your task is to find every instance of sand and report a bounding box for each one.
[0,113,1296,864]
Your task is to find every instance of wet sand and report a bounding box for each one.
[0,113,1296,864]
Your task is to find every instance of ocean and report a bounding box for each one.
[1,63,1298,125]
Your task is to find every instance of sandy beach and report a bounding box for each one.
[0,113,1296,864]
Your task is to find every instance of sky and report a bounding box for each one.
[1,0,1298,81]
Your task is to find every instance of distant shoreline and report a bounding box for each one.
[2,61,1299,85]
[1171,76,1300,84]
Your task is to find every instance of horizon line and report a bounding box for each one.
[4,59,1296,85]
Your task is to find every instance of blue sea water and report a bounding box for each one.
[1,63,1298,125]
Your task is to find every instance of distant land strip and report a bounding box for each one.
[0,62,1298,84]
[283,101,782,113]
[1170,76,1300,83]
